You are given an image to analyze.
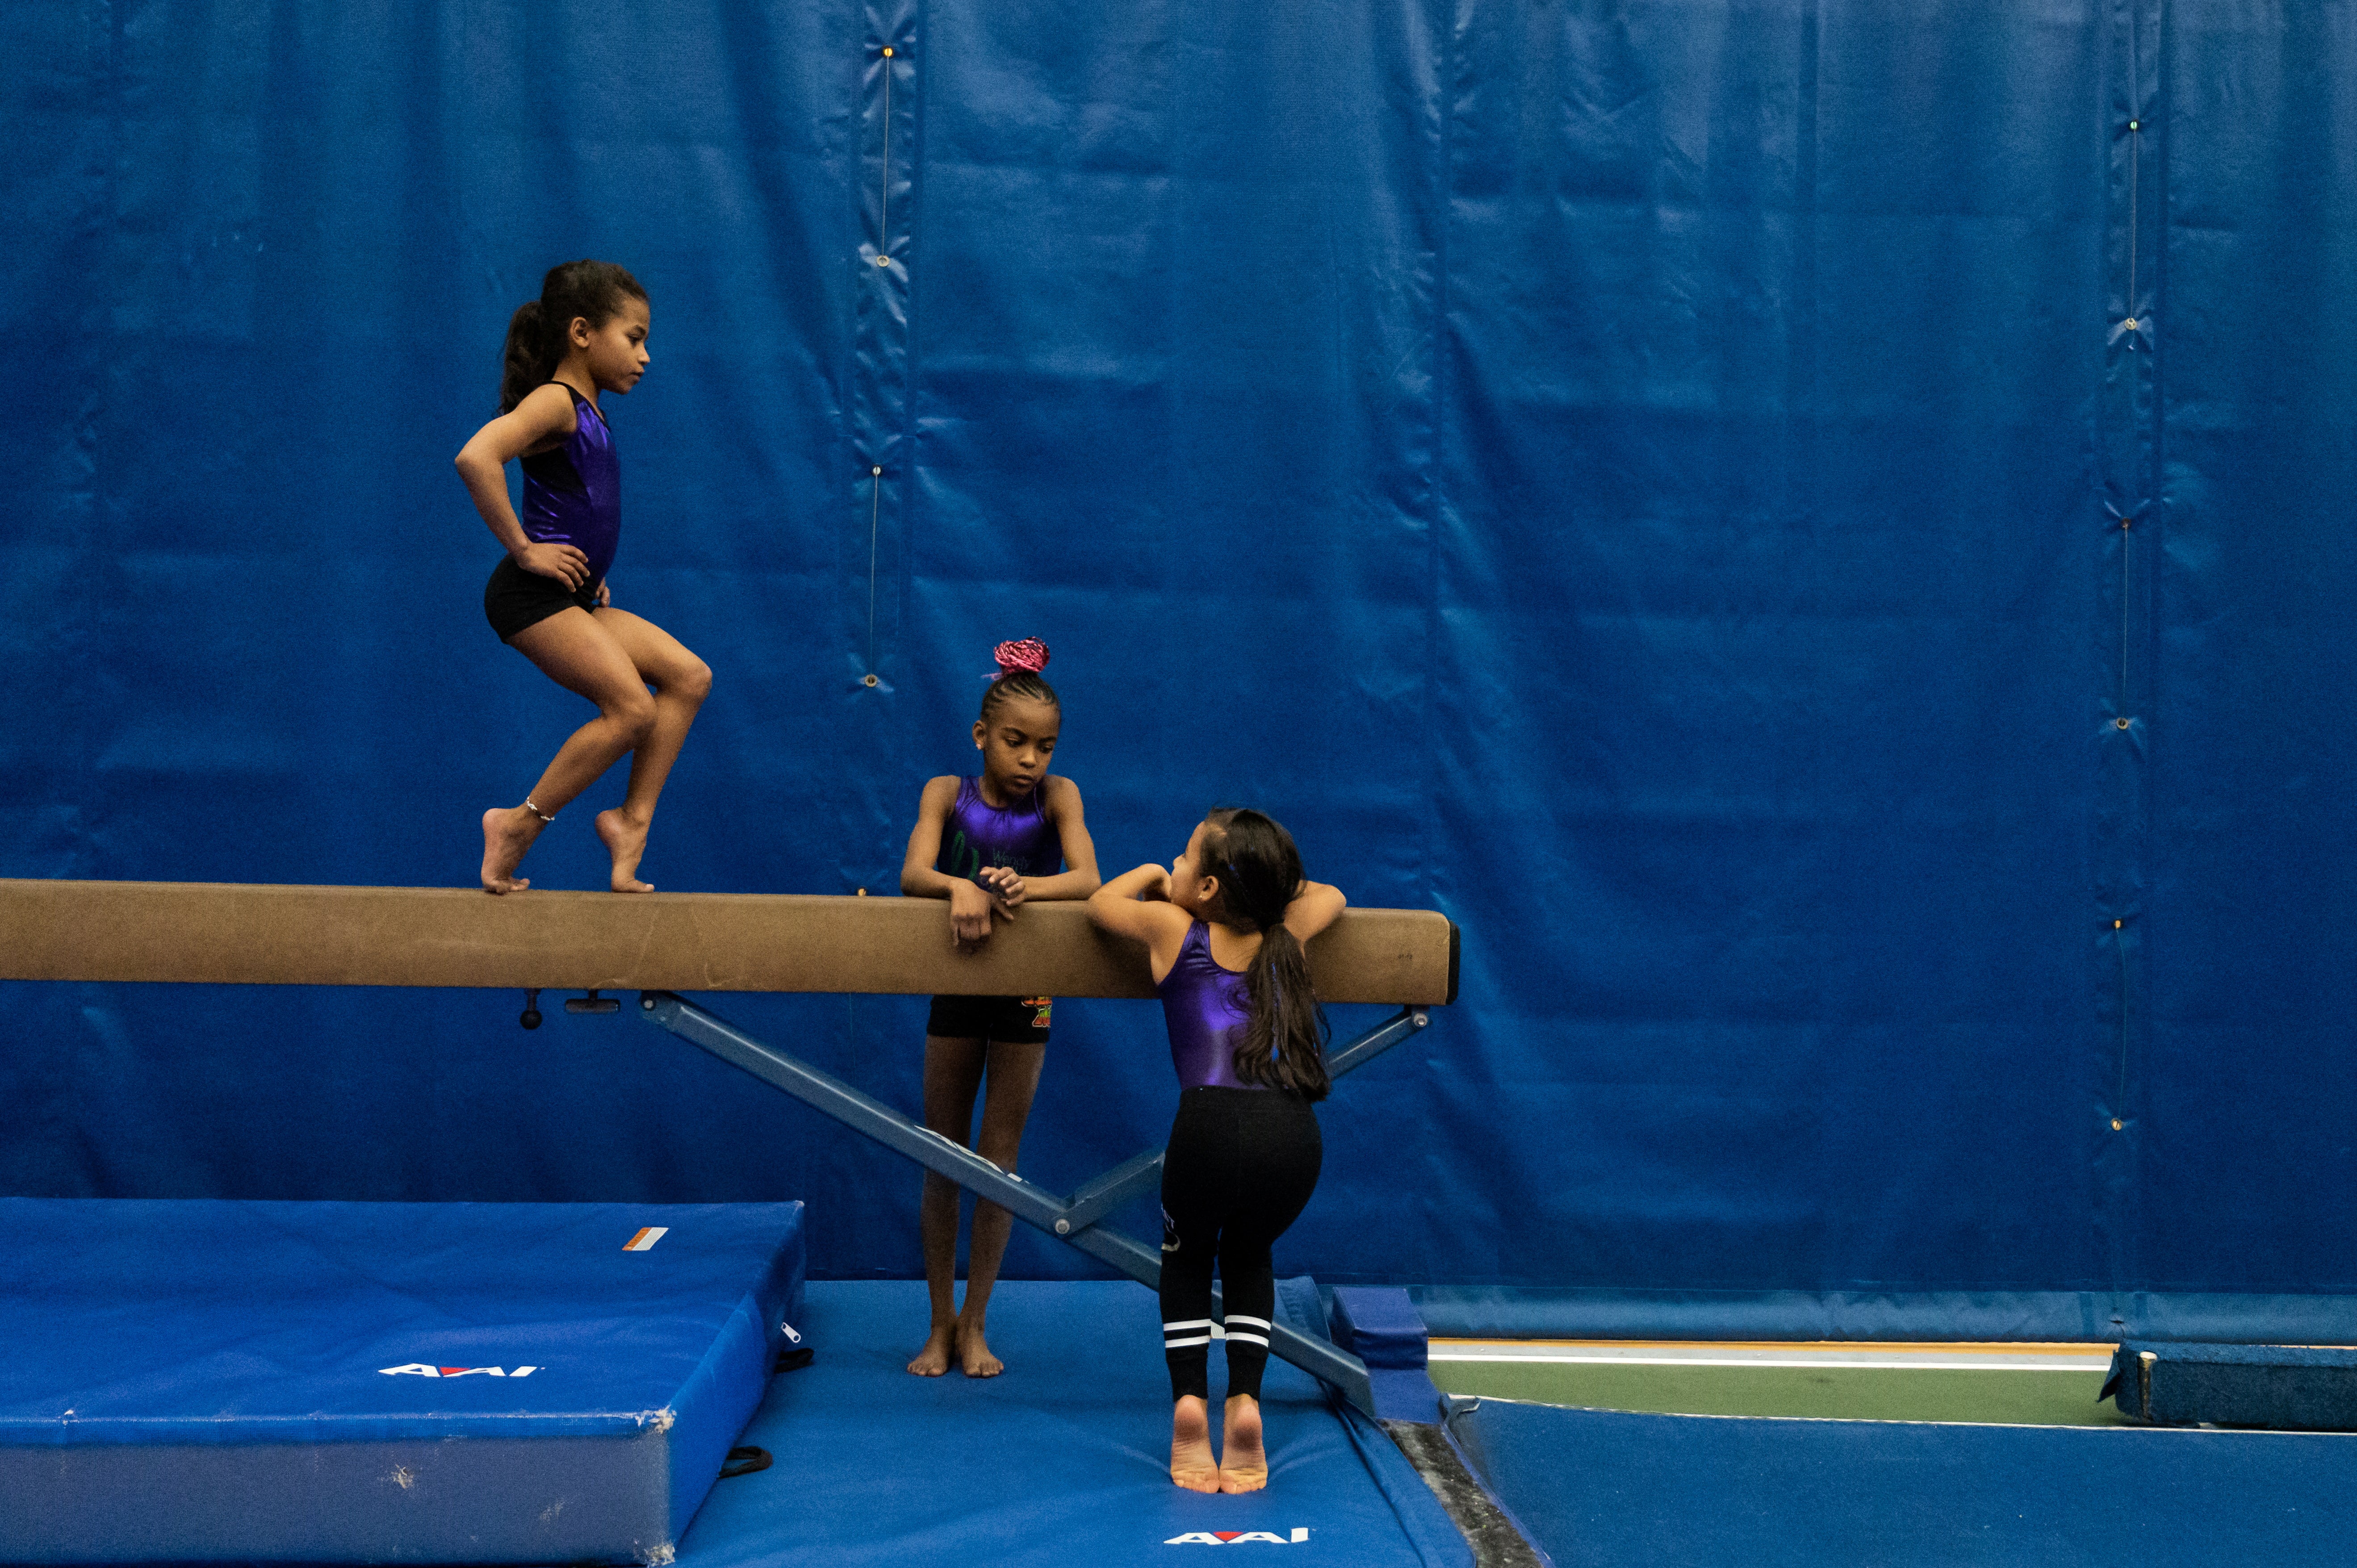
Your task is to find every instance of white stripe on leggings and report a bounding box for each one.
[1225,1331,1269,1348]
[1164,1335,1212,1349]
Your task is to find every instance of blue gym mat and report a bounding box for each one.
[0,1198,804,1564]
[1449,1396,2357,1566]
[675,1279,1469,1567]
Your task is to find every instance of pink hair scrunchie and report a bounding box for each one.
[992,638,1050,677]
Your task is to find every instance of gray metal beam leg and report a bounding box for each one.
[636,991,1430,1417]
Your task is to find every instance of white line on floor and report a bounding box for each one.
[1428,1345,2116,1371]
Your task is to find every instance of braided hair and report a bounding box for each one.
[498,260,648,412]
[1200,808,1330,1100]
[979,637,1059,722]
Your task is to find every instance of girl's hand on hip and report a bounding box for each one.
[515,540,591,589]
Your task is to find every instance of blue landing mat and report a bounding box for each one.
[0,1199,804,1564]
[677,1280,1468,1567]
[1450,1397,2357,1566]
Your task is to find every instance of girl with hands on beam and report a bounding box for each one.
[1089,810,1344,1495]
[455,259,710,896]
[898,640,1101,1378]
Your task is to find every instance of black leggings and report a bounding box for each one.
[1158,1086,1322,1403]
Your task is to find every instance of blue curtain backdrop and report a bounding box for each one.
[3,0,2353,1338]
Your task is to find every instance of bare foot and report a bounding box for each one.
[481,807,540,894]
[956,1320,1004,1378]
[595,808,654,893]
[906,1323,956,1377]
[1218,1395,1268,1493]
[1171,1396,1220,1493]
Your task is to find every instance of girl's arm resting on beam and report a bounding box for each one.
[899,776,996,945]
[1284,881,1347,945]
[1089,864,1192,979]
[1031,776,1103,899]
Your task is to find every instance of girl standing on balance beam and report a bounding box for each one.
[1088,810,1344,1494]
[899,640,1101,1378]
[455,260,711,895]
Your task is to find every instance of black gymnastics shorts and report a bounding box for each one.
[484,556,602,643]
[926,994,1054,1044]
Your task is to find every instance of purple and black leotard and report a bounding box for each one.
[483,383,622,643]
[925,777,1065,1043]
[1153,918,1323,1406]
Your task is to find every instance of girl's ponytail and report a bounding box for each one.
[498,299,555,412]
[496,259,649,412]
[1235,920,1331,1100]
[1206,809,1331,1100]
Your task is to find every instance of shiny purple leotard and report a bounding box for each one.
[520,385,621,585]
[1156,920,1262,1091]
[932,777,1062,884]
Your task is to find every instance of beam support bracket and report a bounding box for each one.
[637,992,1434,1417]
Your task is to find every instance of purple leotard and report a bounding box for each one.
[933,777,1062,884]
[1157,921,1262,1091]
[520,384,621,585]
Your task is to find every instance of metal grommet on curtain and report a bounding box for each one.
[2115,717,2131,730]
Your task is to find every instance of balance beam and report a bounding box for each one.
[0,880,1458,1005]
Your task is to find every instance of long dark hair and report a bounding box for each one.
[498,260,647,412]
[1201,808,1330,1100]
